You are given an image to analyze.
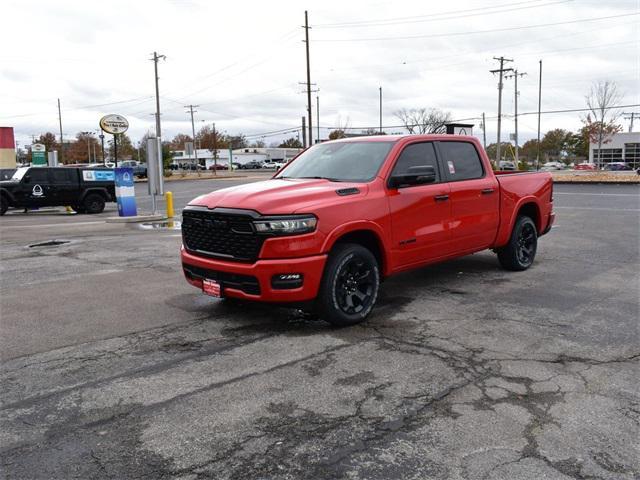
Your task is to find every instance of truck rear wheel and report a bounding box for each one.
[0,196,7,216]
[83,193,105,214]
[497,216,538,271]
[317,243,380,327]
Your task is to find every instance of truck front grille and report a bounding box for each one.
[182,209,264,262]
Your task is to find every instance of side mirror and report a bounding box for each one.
[389,165,436,188]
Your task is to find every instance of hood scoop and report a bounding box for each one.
[335,187,360,196]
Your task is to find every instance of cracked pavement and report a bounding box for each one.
[0,182,638,479]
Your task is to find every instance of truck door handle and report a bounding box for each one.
[434,194,449,202]
[481,188,495,195]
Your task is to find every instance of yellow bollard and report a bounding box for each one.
[165,191,174,218]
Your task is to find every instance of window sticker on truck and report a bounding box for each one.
[83,170,115,182]
[447,160,456,174]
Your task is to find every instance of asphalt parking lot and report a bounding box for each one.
[0,181,638,479]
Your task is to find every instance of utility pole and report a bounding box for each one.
[316,95,320,143]
[505,69,527,165]
[99,133,105,165]
[622,112,639,132]
[304,11,313,146]
[212,122,218,175]
[379,86,383,133]
[185,104,200,167]
[490,56,513,166]
[482,112,487,150]
[536,60,542,170]
[151,51,166,178]
[302,116,307,148]
[57,98,64,163]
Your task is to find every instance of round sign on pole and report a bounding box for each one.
[99,114,129,135]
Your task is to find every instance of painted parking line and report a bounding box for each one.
[554,192,639,197]
[0,220,109,229]
[554,206,640,212]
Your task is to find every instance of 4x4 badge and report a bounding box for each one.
[32,185,43,197]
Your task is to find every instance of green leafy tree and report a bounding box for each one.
[540,128,571,160]
[278,137,303,148]
[328,129,346,140]
[485,142,512,161]
[520,139,539,161]
[108,133,135,160]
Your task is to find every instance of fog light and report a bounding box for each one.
[271,273,304,290]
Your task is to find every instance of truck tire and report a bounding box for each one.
[83,193,105,214]
[497,216,538,271]
[0,196,7,216]
[317,243,380,327]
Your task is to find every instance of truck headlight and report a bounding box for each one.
[253,215,317,235]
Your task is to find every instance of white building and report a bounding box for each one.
[589,132,640,167]
[170,147,302,169]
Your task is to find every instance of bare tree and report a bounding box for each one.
[394,108,452,134]
[585,80,623,167]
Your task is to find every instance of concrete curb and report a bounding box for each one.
[106,214,167,223]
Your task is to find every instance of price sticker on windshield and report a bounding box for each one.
[448,161,456,174]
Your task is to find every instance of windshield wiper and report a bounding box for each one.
[296,176,344,182]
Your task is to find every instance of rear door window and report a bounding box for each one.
[439,141,484,181]
[51,169,74,184]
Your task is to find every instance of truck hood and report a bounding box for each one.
[188,178,368,214]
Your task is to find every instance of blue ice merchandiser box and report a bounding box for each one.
[114,167,137,217]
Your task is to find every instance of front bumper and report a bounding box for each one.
[181,247,327,302]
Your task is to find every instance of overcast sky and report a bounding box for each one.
[1,0,638,149]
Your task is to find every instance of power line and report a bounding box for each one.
[314,0,570,28]
[314,0,548,27]
[313,12,638,42]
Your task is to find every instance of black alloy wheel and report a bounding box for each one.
[497,215,538,271]
[516,221,536,266]
[335,255,376,315]
[317,243,380,326]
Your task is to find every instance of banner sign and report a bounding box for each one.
[83,169,115,182]
[114,167,137,217]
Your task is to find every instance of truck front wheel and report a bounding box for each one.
[317,243,380,327]
[83,193,105,214]
[497,215,538,271]
[0,196,8,216]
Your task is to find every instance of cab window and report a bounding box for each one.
[391,142,440,182]
[51,169,74,184]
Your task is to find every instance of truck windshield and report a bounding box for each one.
[11,167,30,182]
[276,141,395,182]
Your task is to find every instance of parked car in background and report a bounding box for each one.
[263,160,286,170]
[239,161,264,170]
[602,162,632,171]
[541,162,565,171]
[119,160,147,178]
[498,161,516,171]
[0,167,115,215]
[573,163,597,171]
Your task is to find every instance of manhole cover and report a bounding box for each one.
[28,240,70,248]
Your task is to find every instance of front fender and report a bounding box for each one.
[321,220,392,276]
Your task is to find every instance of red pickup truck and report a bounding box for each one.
[181,135,554,326]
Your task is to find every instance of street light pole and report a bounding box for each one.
[99,133,105,165]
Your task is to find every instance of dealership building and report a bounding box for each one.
[171,147,302,169]
[589,131,640,168]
